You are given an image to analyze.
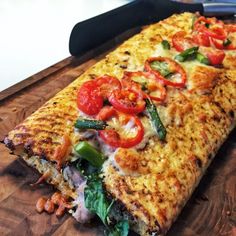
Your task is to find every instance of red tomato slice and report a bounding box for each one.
[193,33,210,47]
[96,106,116,121]
[108,89,145,114]
[77,80,103,115]
[200,47,225,65]
[122,71,166,102]
[95,75,121,98]
[225,24,236,33]
[194,16,227,40]
[145,57,187,88]
[172,31,195,52]
[202,26,227,40]
[97,107,144,148]
[211,38,236,50]
[121,72,143,93]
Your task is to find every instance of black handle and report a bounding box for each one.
[69,0,203,56]
[69,0,145,56]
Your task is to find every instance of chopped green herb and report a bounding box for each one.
[145,98,166,140]
[150,61,172,77]
[75,141,105,168]
[175,47,199,62]
[196,53,210,65]
[161,40,170,50]
[75,119,107,130]
[205,23,210,28]
[223,38,231,47]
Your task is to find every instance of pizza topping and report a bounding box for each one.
[161,40,171,50]
[175,47,199,62]
[193,32,210,47]
[211,37,236,50]
[108,88,145,115]
[77,80,103,115]
[194,16,227,40]
[75,141,105,168]
[149,60,172,77]
[172,31,196,52]
[123,71,166,102]
[145,57,187,88]
[84,174,129,235]
[98,106,144,148]
[225,24,236,33]
[223,38,232,47]
[196,53,210,65]
[145,98,166,140]
[75,119,107,130]
[95,75,122,98]
[199,47,225,65]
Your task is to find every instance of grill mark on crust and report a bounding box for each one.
[13,133,32,139]
[31,128,61,137]
[34,117,64,125]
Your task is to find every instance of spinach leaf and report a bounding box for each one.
[84,175,114,226]
[108,220,129,236]
[150,61,172,77]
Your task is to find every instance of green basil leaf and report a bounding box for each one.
[161,40,170,50]
[150,61,172,77]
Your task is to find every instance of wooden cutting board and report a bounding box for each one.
[0,24,235,236]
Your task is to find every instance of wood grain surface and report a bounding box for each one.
[0,25,236,236]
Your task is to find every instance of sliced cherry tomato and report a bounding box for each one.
[121,72,143,93]
[194,16,226,40]
[172,31,195,52]
[97,107,144,148]
[211,38,236,50]
[77,80,103,115]
[123,71,166,102]
[108,89,145,114]
[225,24,236,33]
[202,26,227,40]
[200,47,225,65]
[145,57,187,88]
[95,75,121,98]
[96,106,116,121]
[193,33,210,47]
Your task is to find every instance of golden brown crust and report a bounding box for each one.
[4,12,236,236]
